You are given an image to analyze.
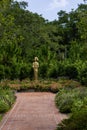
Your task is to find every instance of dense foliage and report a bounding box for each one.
[0,85,16,113]
[55,87,87,113]
[55,86,87,130]
[0,0,87,85]
[56,108,87,130]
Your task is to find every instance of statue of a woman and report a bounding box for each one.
[32,57,39,81]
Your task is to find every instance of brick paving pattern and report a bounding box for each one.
[0,92,67,130]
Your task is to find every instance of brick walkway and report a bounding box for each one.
[0,92,67,130]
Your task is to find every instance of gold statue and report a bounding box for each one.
[32,57,39,81]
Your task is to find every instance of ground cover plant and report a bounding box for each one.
[56,107,87,130]
[0,114,3,121]
[55,85,87,130]
[55,86,87,113]
[0,79,80,93]
[2,79,62,93]
[0,84,16,118]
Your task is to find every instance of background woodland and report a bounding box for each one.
[0,0,87,85]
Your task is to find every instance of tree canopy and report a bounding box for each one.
[0,0,87,84]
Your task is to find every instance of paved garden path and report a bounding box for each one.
[0,92,67,130]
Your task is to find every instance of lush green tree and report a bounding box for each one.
[0,0,86,81]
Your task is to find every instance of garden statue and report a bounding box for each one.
[32,57,39,81]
